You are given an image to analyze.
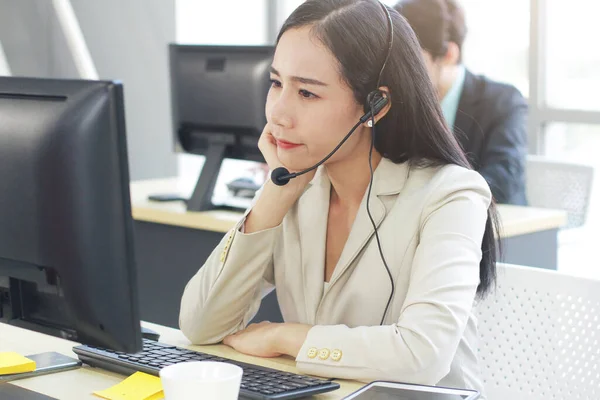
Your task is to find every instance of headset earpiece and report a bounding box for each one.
[360,90,389,123]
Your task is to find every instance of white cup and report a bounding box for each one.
[159,361,243,400]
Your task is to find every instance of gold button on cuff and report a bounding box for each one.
[318,348,330,360]
[307,347,318,359]
[331,349,342,362]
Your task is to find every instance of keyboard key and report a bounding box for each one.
[287,382,309,389]
[150,342,176,349]
[163,349,191,356]
[290,378,312,385]
[149,350,171,357]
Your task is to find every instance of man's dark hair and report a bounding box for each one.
[394,0,467,63]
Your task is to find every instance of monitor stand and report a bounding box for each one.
[186,139,229,212]
[147,132,259,212]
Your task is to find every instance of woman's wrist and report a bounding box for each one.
[245,180,304,233]
[271,323,312,357]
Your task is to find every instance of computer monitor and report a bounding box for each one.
[169,44,273,211]
[0,76,142,353]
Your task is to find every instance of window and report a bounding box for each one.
[546,0,600,111]
[278,0,304,26]
[459,0,530,97]
[176,0,267,45]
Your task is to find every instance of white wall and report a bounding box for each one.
[0,0,178,181]
[70,0,178,180]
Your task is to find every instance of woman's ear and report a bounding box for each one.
[363,86,392,128]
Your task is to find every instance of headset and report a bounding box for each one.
[271,1,395,326]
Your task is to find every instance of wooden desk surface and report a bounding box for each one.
[130,177,567,239]
[1,322,363,399]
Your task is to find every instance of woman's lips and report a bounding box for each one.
[275,139,302,150]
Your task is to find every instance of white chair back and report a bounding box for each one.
[476,263,600,400]
[526,155,594,229]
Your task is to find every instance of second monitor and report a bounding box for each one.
[169,44,273,211]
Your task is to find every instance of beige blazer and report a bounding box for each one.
[179,157,491,396]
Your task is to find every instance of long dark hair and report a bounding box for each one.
[277,0,499,297]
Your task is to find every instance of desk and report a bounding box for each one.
[130,178,567,328]
[0,322,363,399]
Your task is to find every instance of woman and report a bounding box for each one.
[179,0,498,395]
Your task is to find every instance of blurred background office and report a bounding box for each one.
[0,0,598,277]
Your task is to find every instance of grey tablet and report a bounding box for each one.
[343,381,480,400]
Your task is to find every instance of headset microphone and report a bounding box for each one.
[270,166,295,186]
[270,91,389,186]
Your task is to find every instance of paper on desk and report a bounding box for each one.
[0,352,36,375]
[93,371,164,400]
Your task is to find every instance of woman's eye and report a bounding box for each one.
[269,79,282,88]
[299,89,317,99]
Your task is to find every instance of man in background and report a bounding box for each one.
[395,0,528,205]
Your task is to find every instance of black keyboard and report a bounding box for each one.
[73,339,340,400]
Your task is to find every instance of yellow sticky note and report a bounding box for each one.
[0,352,36,375]
[94,371,164,400]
